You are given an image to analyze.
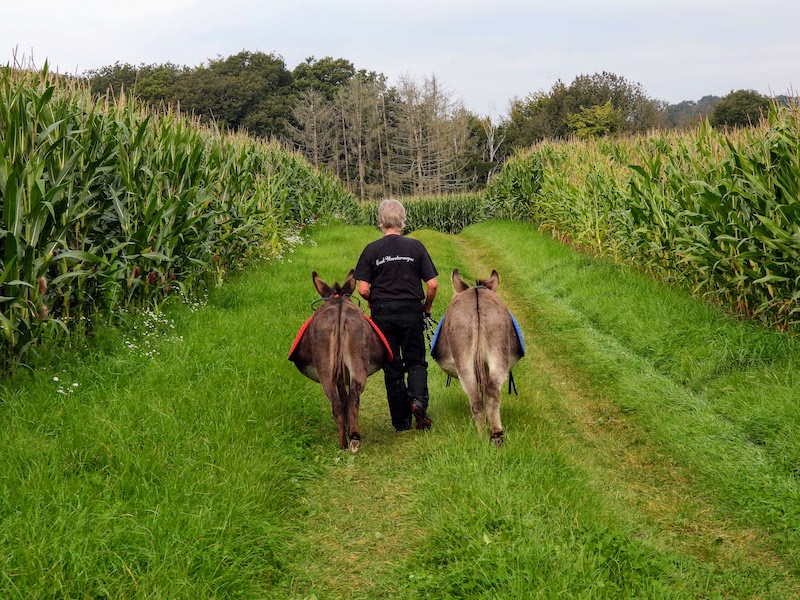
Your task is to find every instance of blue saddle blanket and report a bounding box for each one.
[430,312,525,358]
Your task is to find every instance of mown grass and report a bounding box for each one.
[444,222,800,568]
[376,224,800,598]
[1,221,799,598]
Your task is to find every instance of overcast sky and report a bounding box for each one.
[3,0,798,118]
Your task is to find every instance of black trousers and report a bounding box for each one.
[371,301,429,429]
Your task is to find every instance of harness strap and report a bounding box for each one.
[290,296,391,362]
[365,315,394,362]
[445,372,516,394]
[507,371,517,395]
[311,293,362,311]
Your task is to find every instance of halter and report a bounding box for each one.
[311,293,362,311]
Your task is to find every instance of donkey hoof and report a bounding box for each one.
[349,438,361,453]
[490,432,504,447]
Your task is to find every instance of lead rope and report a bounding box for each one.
[423,314,438,346]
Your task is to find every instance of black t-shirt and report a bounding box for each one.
[354,234,438,302]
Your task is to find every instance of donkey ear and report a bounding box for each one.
[341,269,356,296]
[312,271,334,298]
[452,269,470,293]
[483,270,499,291]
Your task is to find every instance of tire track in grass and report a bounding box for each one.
[449,226,798,584]
[265,224,430,599]
[278,381,427,599]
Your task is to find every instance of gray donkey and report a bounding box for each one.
[431,269,524,445]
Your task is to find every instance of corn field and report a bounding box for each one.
[5,64,798,371]
[0,65,355,369]
[485,102,800,330]
[352,193,487,234]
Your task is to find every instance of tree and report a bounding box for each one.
[392,75,471,195]
[664,95,721,129]
[174,51,294,138]
[84,62,139,98]
[562,72,663,133]
[461,113,506,185]
[567,100,624,138]
[289,88,335,168]
[335,73,385,199]
[504,84,569,146]
[709,90,770,128]
[503,72,665,149]
[292,56,355,100]
[134,63,186,107]
[84,62,186,107]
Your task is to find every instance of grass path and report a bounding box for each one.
[451,224,800,592]
[270,224,800,598]
[275,390,426,597]
[2,221,799,598]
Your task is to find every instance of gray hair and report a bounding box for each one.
[377,198,406,231]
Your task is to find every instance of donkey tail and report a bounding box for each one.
[332,305,349,398]
[473,289,488,402]
[473,343,488,402]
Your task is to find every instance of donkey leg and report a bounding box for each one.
[459,371,486,433]
[487,385,504,446]
[486,368,505,446]
[347,376,365,453]
[322,381,348,450]
[337,379,350,449]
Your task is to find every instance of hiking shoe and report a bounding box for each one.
[395,419,412,433]
[411,400,431,431]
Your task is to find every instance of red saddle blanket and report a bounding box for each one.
[288,313,393,362]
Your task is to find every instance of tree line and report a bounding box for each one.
[83,51,782,199]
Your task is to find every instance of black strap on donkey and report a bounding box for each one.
[441,372,517,395]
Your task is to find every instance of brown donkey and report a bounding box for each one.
[289,270,392,452]
[431,269,524,445]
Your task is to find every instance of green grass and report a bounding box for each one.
[0,226,333,597]
[1,221,799,598]
[456,221,800,547]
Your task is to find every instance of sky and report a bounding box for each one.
[3,0,798,118]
